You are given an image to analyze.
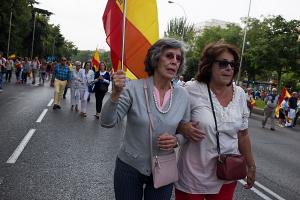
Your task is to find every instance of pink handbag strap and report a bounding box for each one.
[143,79,155,164]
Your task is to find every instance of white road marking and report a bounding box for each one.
[6,129,36,164]
[255,181,286,200]
[36,109,48,123]
[239,180,286,200]
[239,180,273,200]
[47,98,54,107]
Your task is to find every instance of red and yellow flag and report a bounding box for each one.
[102,0,159,79]
[92,49,100,72]
[275,87,291,118]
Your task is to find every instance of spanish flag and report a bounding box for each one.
[275,87,291,118]
[92,49,100,72]
[102,0,159,79]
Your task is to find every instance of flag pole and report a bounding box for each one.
[121,0,127,71]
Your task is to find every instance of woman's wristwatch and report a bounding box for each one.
[174,138,180,148]
[248,165,256,172]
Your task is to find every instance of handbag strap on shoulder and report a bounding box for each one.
[207,84,221,155]
[143,79,154,163]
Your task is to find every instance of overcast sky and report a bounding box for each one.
[37,0,300,50]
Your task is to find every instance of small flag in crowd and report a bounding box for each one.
[275,87,291,118]
[92,48,100,72]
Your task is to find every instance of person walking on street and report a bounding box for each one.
[39,59,47,85]
[5,58,13,83]
[15,58,22,84]
[246,87,255,116]
[0,52,6,92]
[175,42,256,200]
[78,61,94,117]
[21,57,30,84]
[31,56,40,85]
[63,60,73,99]
[100,38,190,200]
[52,57,71,109]
[289,92,298,127]
[294,97,300,127]
[70,61,82,111]
[262,88,279,130]
[93,61,110,119]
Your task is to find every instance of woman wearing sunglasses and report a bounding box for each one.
[100,38,190,200]
[175,42,256,200]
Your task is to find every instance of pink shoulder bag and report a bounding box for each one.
[143,80,178,188]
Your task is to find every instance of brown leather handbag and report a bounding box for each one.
[207,84,247,181]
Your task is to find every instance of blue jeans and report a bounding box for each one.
[114,157,173,200]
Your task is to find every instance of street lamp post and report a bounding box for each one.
[168,1,187,41]
[7,0,15,58]
[52,36,56,61]
[236,0,252,86]
[30,12,37,59]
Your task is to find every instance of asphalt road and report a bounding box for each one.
[0,81,299,200]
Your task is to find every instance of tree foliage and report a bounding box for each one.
[164,15,300,88]
[244,16,300,85]
[0,0,77,59]
[164,17,196,44]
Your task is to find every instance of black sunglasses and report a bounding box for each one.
[214,60,238,69]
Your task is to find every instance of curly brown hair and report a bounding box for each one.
[195,42,240,85]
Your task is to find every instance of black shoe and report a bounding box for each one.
[94,114,100,119]
[63,96,66,99]
[57,105,61,109]
[270,128,275,131]
[53,104,58,109]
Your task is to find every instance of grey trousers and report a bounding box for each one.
[262,106,275,129]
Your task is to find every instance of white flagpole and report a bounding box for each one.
[121,0,127,71]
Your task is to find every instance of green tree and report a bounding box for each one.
[184,24,242,80]
[245,16,300,85]
[100,51,112,69]
[0,0,32,56]
[0,0,78,59]
[164,17,196,44]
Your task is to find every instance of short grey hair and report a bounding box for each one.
[144,38,186,76]
[75,61,81,66]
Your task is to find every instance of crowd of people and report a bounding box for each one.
[0,51,112,119]
[245,86,300,130]
[0,52,56,92]
[51,57,111,119]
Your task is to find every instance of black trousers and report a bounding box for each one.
[114,158,173,200]
[95,89,106,113]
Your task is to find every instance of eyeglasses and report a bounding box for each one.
[214,60,238,69]
[164,52,182,62]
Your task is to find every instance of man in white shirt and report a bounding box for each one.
[176,75,185,87]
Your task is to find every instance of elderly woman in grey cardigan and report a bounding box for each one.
[100,38,190,200]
